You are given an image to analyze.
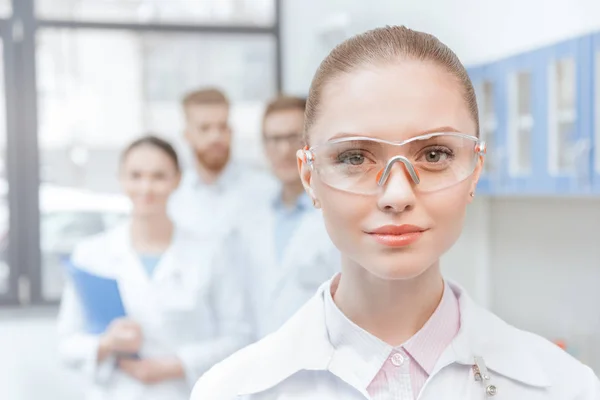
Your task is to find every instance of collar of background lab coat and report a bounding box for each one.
[236,277,552,396]
[105,221,189,282]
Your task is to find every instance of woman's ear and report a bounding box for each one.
[468,155,484,202]
[297,149,318,206]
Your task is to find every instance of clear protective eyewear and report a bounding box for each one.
[302,132,486,195]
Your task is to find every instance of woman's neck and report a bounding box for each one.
[130,213,174,254]
[333,258,444,346]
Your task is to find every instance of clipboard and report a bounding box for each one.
[64,259,127,335]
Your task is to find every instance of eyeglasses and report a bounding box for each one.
[301,132,485,195]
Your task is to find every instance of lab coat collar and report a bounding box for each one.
[442,281,552,388]
[237,278,551,396]
[107,222,186,284]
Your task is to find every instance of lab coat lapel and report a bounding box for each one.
[236,279,553,397]
[150,229,181,284]
[104,223,158,323]
[107,223,149,286]
[237,283,334,396]
[425,281,551,393]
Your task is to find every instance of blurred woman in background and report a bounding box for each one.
[57,135,249,400]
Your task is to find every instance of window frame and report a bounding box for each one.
[4,0,282,307]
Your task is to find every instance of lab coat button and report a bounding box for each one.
[486,385,497,396]
[390,352,405,366]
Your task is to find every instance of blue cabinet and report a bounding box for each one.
[537,36,593,195]
[494,51,542,195]
[468,34,595,196]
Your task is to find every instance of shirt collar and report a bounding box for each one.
[403,280,460,374]
[324,275,460,389]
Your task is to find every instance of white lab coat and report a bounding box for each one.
[57,223,251,400]
[223,196,340,340]
[191,280,600,399]
[168,163,277,238]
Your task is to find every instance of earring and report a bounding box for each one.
[470,192,475,198]
[312,197,321,208]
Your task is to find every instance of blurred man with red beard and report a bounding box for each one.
[169,88,274,237]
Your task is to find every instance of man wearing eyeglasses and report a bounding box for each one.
[169,88,275,237]
[218,96,340,342]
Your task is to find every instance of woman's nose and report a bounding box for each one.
[376,162,417,213]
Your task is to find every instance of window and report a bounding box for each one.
[0,0,10,18]
[548,57,577,175]
[37,29,276,192]
[3,0,280,305]
[36,29,276,300]
[0,38,8,297]
[508,71,533,175]
[36,0,275,26]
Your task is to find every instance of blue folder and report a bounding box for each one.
[64,259,127,335]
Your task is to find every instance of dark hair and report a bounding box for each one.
[120,135,180,172]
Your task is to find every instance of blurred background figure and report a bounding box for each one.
[169,88,275,237]
[221,96,339,340]
[56,136,248,400]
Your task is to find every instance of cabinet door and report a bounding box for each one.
[469,65,505,195]
[592,33,600,194]
[540,36,593,195]
[499,51,542,194]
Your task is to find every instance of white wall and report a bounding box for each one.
[281,0,600,369]
[282,0,600,94]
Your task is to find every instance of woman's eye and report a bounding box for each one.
[338,151,371,165]
[421,147,452,163]
[425,151,445,163]
[344,154,365,165]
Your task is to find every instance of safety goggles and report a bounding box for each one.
[301,132,485,195]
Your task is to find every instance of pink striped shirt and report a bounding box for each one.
[324,279,460,399]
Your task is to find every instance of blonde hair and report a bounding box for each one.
[182,88,229,111]
[304,25,479,142]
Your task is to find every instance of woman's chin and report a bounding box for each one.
[362,254,435,281]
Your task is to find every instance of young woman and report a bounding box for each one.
[57,136,249,400]
[190,26,600,399]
